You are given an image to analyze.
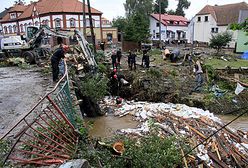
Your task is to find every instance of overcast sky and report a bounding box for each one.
[1,0,248,20]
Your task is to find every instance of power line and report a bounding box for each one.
[182,106,248,158]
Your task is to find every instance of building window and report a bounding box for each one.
[35,21,39,26]
[45,20,49,26]
[13,25,17,33]
[8,26,12,34]
[29,22,32,26]
[166,31,170,38]
[20,24,24,33]
[215,28,218,33]
[205,16,208,22]
[153,30,155,33]
[182,32,186,38]
[4,26,7,34]
[69,18,76,28]
[211,27,219,33]
[169,21,174,24]
[156,33,160,38]
[10,13,16,19]
[24,23,28,32]
[211,28,215,33]
[42,20,49,26]
[171,32,175,39]
[197,16,201,22]
[156,22,160,27]
[55,18,61,28]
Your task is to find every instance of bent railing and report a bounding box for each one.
[0,61,78,166]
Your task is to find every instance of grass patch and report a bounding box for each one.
[205,58,248,69]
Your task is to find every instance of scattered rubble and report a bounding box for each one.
[100,97,248,167]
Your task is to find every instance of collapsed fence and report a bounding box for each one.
[0,61,79,166]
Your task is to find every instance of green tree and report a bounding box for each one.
[153,0,168,14]
[124,0,153,18]
[124,12,150,42]
[167,9,176,15]
[175,0,190,16]
[112,16,127,33]
[123,0,153,43]
[209,31,232,54]
[168,0,190,16]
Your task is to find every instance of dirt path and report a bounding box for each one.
[0,67,50,137]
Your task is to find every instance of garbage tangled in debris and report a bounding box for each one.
[100,97,248,167]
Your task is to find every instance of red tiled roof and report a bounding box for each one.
[1,4,27,22]
[1,0,102,22]
[8,4,26,12]
[151,13,189,26]
[197,2,248,26]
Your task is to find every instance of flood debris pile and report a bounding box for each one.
[100,97,248,167]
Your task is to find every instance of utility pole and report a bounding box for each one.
[159,0,162,49]
[191,20,195,55]
[87,0,96,54]
[82,0,86,37]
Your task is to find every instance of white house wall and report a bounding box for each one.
[194,14,217,43]
[149,16,166,41]
[149,16,188,42]
[193,15,237,47]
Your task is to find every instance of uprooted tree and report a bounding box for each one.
[209,31,232,55]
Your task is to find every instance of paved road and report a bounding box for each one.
[0,67,49,137]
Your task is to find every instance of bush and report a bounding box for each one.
[147,68,163,78]
[209,31,232,54]
[79,134,182,168]
[79,74,109,102]
[95,50,105,63]
[98,63,107,74]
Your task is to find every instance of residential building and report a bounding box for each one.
[101,17,112,28]
[149,13,189,44]
[192,2,248,48]
[0,0,104,44]
[236,10,248,53]
[101,17,118,44]
[0,8,9,35]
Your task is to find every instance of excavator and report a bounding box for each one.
[0,25,97,69]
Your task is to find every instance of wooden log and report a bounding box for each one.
[181,148,188,168]
[186,124,206,139]
[208,152,229,168]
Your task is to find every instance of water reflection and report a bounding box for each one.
[217,115,248,132]
[85,115,139,138]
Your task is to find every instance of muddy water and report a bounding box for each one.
[87,114,247,138]
[217,115,248,132]
[85,115,139,138]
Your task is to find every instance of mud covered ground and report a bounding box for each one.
[105,48,248,115]
[0,67,50,137]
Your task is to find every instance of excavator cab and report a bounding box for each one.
[26,26,39,41]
